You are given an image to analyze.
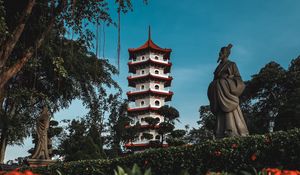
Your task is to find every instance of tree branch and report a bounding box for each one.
[0,0,36,69]
[0,0,67,90]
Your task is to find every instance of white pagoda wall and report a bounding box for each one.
[135,81,166,91]
[135,66,167,76]
[134,97,165,107]
[134,52,166,62]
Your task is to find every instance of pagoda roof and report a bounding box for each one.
[127,74,173,87]
[128,39,172,53]
[127,89,173,101]
[128,59,172,73]
[128,26,171,54]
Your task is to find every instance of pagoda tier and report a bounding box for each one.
[127,89,173,102]
[128,58,172,73]
[128,39,171,59]
[127,73,173,87]
[127,105,160,113]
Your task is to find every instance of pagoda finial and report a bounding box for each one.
[148,25,151,40]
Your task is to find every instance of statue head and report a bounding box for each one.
[218,44,233,63]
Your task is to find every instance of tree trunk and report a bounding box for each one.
[0,0,66,91]
[0,129,8,163]
[0,14,56,90]
[0,0,36,68]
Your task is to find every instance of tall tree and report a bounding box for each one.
[58,118,105,161]
[274,56,300,131]
[0,34,119,162]
[106,95,131,157]
[0,0,139,93]
[242,61,286,134]
[0,0,148,162]
[166,129,187,147]
[187,105,215,144]
[157,105,179,146]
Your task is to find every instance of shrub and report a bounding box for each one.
[31,129,300,175]
[114,164,152,175]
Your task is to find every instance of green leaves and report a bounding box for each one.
[157,105,180,123]
[52,57,68,78]
[114,164,152,175]
[32,129,300,175]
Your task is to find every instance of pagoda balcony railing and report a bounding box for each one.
[130,72,169,79]
[129,139,158,145]
[130,57,169,64]
[128,88,170,94]
[127,104,160,110]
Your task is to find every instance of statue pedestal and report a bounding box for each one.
[27,159,56,167]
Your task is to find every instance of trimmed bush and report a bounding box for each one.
[32,129,300,175]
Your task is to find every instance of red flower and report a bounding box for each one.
[282,170,300,175]
[264,168,281,175]
[250,153,257,161]
[24,170,36,175]
[144,160,148,165]
[214,151,221,157]
[4,170,39,175]
[231,144,238,149]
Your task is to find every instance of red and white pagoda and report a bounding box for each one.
[125,28,173,151]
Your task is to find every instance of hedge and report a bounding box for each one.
[31,129,300,175]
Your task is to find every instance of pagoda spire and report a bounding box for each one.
[148,25,151,40]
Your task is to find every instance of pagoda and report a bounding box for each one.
[125,27,173,151]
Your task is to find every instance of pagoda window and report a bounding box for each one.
[141,85,145,90]
[154,70,159,74]
[130,119,135,125]
[141,101,145,106]
[133,57,136,61]
[155,100,160,106]
[141,56,145,60]
[141,70,145,74]
[155,117,160,122]
[154,85,159,90]
[154,56,159,60]
[155,135,160,140]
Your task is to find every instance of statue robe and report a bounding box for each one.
[208,60,249,138]
[32,107,50,159]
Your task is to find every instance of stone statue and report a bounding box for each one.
[31,106,50,159]
[207,44,249,138]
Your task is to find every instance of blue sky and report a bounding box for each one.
[5,0,300,161]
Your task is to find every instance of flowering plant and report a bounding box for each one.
[1,170,39,175]
[263,168,300,175]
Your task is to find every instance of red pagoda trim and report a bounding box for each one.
[128,39,171,53]
[128,59,172,73]
[127,106,159,112]
[127,74,173,87]
[127,89,173,101]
